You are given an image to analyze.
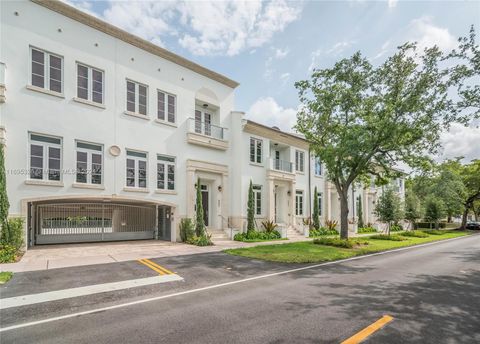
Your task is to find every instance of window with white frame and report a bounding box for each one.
[314,156,322,176]
[295,190,304,216]
[157,91,176,123]
[77,63,104,104]
[157,155,175,190]
[250,138,262,164]
[318,192,323,216]
[29,133,62,181]
[126,150,147,188]
[76,141,103,185]
[194,109,212,136]
[30,47,63,93]
[253,185,262,215]
[295,150,305,172]
[126,80,148,115]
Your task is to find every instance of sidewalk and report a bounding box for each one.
[1,236,312,273]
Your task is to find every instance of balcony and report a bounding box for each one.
[186,117,228,150]
[270,158,293,173]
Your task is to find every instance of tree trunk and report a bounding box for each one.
[447,215,452,223]
[460,207,469,230]
[339,189,349,239]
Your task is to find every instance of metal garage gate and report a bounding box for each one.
[34,202,160,244]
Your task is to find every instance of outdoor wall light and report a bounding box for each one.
[203,103,208,108]
[218,186,223,192]
[287,190,291,196]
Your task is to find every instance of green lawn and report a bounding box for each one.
[0,271,13,284]
[225,231,469,263]
[236,238,288,243]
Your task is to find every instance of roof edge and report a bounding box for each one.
[31,0,240,89]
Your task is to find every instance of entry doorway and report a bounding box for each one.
[201,184,209,226]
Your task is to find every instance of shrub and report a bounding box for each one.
[261,220,278,233]
[400,230,429,238]
[0,218,24,250]
[309,227,338,237]
[369,234,407,241]
[234,230,281,242]
[179,218,195,243]
[187,233,213,246]
[0,244,17,263]
[423,230,445,235]
[358,226,377,234]
[390,224,403,232]
[325,220,338,231]
[313,237,368,248]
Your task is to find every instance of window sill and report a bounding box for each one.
[155,189,177,195]
[124,111,150,120]
[123,187,149,193]
[314,174,323,178]
[72,183,105,190]
[296,171,305,175]
[154,119,177,128]
[73,97,105,109]
[25,179,64,187]
[26,85,64,99]
[249,162,264,168]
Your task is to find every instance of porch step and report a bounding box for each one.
[208,229,230,241]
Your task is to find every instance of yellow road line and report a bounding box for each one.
[144,259,175,275]
[341,315,394,344]
[138,259,166,275]
[138,259,175,275]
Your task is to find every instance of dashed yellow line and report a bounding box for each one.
[341,315,394,344]
[138,259,175,275]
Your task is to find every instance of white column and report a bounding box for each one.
[186,169,196,219]
[267,178,275,221]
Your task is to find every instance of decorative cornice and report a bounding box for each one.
[31,0,239,89]
[244,120,309,149]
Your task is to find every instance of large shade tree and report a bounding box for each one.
[295,29,479,239]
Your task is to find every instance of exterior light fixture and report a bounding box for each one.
[218,186,223,192]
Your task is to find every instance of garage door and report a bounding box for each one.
[34,202,158,244]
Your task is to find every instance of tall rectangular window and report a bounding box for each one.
[250,138,262,164]
[29,133,62,181]
[77,63,104,104]
[295,190,304,216]
[295,150,305,173]
[31,47,63,93]
[126,150,147,188]
[194,110,212,136]
[76,141,103,185]
[318,192,323,216]
[157,91,176,123]
[157,155,175,190]
[126,80,148,115]
[314,156,322,176]
[253,185,262,215]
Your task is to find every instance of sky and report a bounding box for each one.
[68,0,480,163]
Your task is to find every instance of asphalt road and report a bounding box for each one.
[1,234,479,344]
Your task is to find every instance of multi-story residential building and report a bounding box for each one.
[0,0,404,249]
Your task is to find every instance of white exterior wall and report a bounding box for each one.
[1,1,235,229]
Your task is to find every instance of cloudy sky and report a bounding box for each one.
[69,0,479,163]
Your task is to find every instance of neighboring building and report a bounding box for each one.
[0,0,404,249]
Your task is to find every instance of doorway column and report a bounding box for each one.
[290,180,296,226]
[267,177,275,222]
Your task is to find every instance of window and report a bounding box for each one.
[126,150,147,188]
[157,155,175,190]
[157,91,176,123]
[29,133,62,181]
[318,192,323,216]
[253,185,262,215]
[76,142,103,185]
[295,190,304,216]
[195,110,212,136]
[77,63,104,104]
[250,138,262,164]
[126,80,148,115]
[295,150,304,172]
[31,47,63,93]
[314,156,322,176]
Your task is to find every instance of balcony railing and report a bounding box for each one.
[187,118,227,141]
[270,158,293,173]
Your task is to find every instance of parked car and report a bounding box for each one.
[466,222,480,230]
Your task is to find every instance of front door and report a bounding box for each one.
[201,184,209,226]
